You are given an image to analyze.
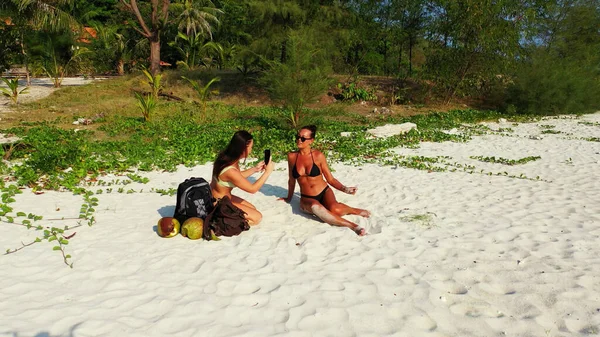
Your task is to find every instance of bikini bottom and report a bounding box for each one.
[301,186,330,204]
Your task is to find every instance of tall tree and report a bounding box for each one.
[506,0,600,114]
[391,0,426,77]
[248,0,305,63]
[120,0,170,75]
[425,0,526,103]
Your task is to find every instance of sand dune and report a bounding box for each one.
[1,113,599,337]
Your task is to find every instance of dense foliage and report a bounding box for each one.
[1,0,599,113]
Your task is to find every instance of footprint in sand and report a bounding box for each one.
[360,214,384,234]
[478,282,517,295]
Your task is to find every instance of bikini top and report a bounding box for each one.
[292,151,321,179]
[216,165,236,188]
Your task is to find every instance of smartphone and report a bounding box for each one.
[264,149,271,165]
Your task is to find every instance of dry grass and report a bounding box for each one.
[0,70,473,131]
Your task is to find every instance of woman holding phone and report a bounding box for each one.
[279,125,369,236]
[211,130,274,225]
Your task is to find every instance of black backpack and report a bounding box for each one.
[173,177,215,225]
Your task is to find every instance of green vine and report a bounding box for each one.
[469,155,542,165]
[2,186,98,267]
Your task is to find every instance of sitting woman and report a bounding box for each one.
[211,130,274,225]
[280,125,370,236]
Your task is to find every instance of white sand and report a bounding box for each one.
[1,113,600,337]
[0,77,101,113]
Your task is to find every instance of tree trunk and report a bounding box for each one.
[445,58,472,104]
[25,62,31,87]
[150,37,161,75]
[409,35,413,77]
[383,41,388,75]
[19,34,31,86]
[280,39,287,64]
[117,59,125,75]
[398,43,402,75]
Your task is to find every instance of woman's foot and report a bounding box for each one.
[358,209,371,218]
[353,227,367,236]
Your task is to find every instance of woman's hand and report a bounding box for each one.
[265,159,275,173]
[277,196,292,203]
[342,186,357,195]
[254,161,266,173]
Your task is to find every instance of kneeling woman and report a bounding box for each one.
[211,130,274,225]
[280,125,369,235]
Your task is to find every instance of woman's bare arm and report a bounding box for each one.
[282,153,296,202]
[317,151,357,194]
[222,163,273,194]
[240,161,264,178]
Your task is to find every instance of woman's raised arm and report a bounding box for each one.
[223,161,274,194]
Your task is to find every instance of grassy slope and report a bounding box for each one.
[0,70,470,133]
[0,70,521,190]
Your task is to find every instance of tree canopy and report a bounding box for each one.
[1,0,598,113]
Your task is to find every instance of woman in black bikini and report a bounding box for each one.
[279,125,370,236]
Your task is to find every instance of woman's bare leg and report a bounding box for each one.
[231,195,262,225]
[301,198,365,236]
[321,188,370,218]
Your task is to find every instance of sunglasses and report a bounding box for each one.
[295,135,313,142]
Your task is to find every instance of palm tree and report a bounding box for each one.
[120,0,170,75]
[93,24,131,75]
[173,0,222,39]
[120,0,222,75]
[0,0,79,85]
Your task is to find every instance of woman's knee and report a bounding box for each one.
[246,208,262,225]
[328,203,345,216]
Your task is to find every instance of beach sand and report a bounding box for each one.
[1,113,599,336]
[0,77,101,113]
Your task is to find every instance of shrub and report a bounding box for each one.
[260,28,333,127]
[506,51,600,115]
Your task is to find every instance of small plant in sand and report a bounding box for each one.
[541,129,561,134]
[41,41,90,88]
[444,160,550,182]
[2,185,98,268]
[126,173,150,184]
[380,155,450,172]
[0,77,29,104]
[539,124,556,129]
[578,121,600,127]
[470,155,541,165]
[134,92,156,122]
[182,76,220,113]
[141,68,163,99]
[151,187,177,196]
[459,124,491,136]
[402,212,437,229]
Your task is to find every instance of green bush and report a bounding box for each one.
[336,81,377,102]
[506,52,600,115]
[260,27,333,127]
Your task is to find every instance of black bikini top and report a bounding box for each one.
[292,151,321,179]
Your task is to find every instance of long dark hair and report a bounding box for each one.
[213,130,253,178]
